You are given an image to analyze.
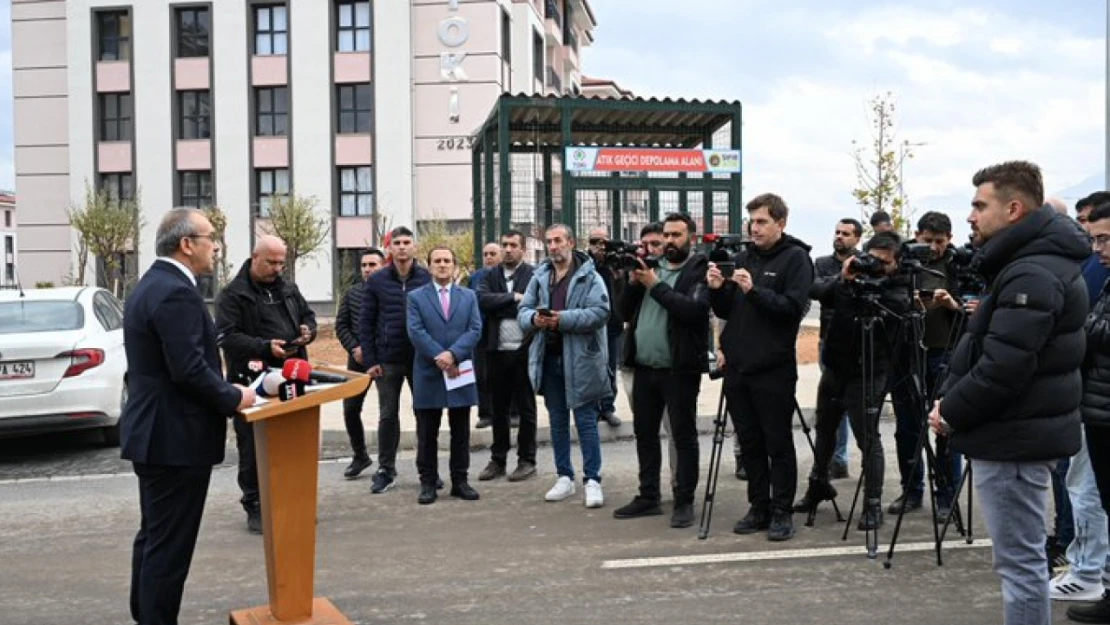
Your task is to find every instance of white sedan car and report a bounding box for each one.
[0,286,128,445]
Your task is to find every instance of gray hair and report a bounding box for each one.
[545,223,576,242]
[155,208,198,257]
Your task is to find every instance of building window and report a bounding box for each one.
[99,93,132,141]
[98,173,134,201]
[501,10,512,63]
[178,91,211,140]
[3,211,10,228]
[97,11,131,61]
[532,31,544,87]
[336,1,371,52]
[4,235,13,286]
[254,4,289,56]
[255,87,288,136]
[337,84,371,134]
[338,166,372,216]
[178,171,213,209]
[256,169,290,217]
[176,7,211,58]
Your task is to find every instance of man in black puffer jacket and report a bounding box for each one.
[1066,202,1110,624]
[931,161,1087,625]
[334,247,384,479]
[359,227,431,494]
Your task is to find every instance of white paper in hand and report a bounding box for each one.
[444,359,476,391]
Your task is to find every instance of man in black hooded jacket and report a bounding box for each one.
[931,161,1087,625]
[709,193,814,541]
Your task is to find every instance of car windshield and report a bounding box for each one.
[0,301,85,335]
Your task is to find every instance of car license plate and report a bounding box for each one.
[0,361,34,380]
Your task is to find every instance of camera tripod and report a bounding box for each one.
[881,305,969,568]
[698,372,841,539]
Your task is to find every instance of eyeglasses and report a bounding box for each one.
[187,233,219,243]
[588,238,606,245]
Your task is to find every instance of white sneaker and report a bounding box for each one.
[545,476,576,502]
[1050,571,1105,602]
[584,479,604,508]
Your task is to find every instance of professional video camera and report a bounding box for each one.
[701,233,750,278]
[944,241,986,298]
[602,239,660,271]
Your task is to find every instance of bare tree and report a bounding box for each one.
[262,193,330,284]
[201,204,233,289]
[851,91,917,236]
[68,183,143,298]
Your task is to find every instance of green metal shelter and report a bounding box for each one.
[470,94,743,255]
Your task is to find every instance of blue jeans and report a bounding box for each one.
[975,460,1054,625]
[600,331,622,415]
[542,355,602,483]
[1066,430,1108,582]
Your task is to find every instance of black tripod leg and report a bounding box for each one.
[842,469,864,541]
[698,386,729,540]
[939,458,972,544]
[884,415,941,568]
[794,401,844,523]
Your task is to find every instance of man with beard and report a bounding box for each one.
[215,235,317,533]
[709,193,814,541]
[612,213,710,528]
[810,217,863,480]
[931,161,1087,625]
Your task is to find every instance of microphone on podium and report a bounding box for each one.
[279,358,312,400]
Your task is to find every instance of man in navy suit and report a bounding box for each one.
[406,246,483,505]
[120,208,255,625]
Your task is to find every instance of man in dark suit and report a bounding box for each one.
[406,246,483,505]
[120,208,255,625]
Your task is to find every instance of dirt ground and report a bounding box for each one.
[308,324,821,367]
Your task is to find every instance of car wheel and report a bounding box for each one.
[102,382,126,447]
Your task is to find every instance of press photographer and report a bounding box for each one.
[887,212,965,520]
[794,231,910,532]
[612,212,710,529]
[709,193,814,541]
[588,228,628,428]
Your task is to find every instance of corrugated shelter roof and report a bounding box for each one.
[474,93,743,149]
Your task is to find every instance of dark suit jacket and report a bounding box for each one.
[406,283,483,410]
[120,260,243,466]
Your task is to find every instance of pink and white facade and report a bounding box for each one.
[12,0,597,302]
[0,193,16,289]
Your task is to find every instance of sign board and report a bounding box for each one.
[564,147,742,174]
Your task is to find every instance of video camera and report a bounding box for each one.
[602,239,660,271]
[944,241,986,298]
[702,233,750,279]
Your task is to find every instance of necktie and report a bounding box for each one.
[439,287,450,318]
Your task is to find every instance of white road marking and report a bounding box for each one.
[601,539,994,569]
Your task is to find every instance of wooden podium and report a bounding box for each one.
[229,366,370,625]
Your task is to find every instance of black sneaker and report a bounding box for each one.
[886,493,922,514]
[670,502,696,528]
[613,496,663,519]
[370,470,396,494]
[1067,594,1110,623]
[733,508,771,534]
[344,455,373,479]
[767,511,796,541]
[857,506,884,531]
[478,461,505,481]
[246,508,263,534]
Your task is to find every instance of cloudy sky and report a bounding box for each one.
[0,1,1104,251]
[583,0,1106,248]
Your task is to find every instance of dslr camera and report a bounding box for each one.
[702,233,749,279]
[603,239,660,271]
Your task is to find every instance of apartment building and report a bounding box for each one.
[12,0,596,302]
